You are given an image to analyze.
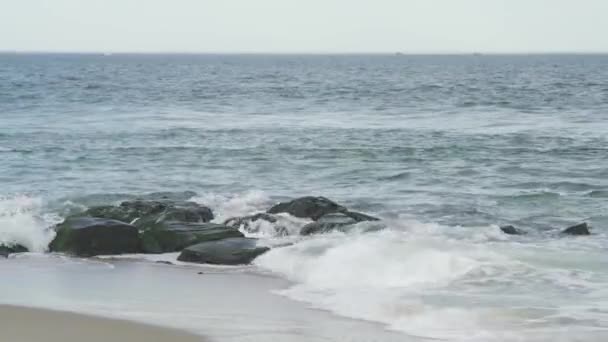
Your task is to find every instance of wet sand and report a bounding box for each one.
[0,305,207,342]
[0,256,410,342]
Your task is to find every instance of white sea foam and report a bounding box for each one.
[190,191,313,238]
[257,229,482,289]
[189,190,272,222]
[0,195,59,252]
[237,213,312,238]
[3,191,607,340]
[255,219,608,341]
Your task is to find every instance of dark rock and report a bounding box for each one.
[343,211,381,222]
[84,205,128,221]
[140,222,243,254]
[51,196,226,256]
[300,212,383,235]
[300,221,353,235]
[177,238,270,265]
[300,213,358,235]
[50,217,140,257]
[267,196,347,220]
[561,222,590,236]
[128,200,214,225]
[85,200,214,227]
[81,200,220,253]
[0,244,28,258]
[500,225,526,235]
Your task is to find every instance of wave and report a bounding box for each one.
[255,223,498,339]
[0,147,34,153]
[588,190,608,198]
[257,228,481,289]
[0,195,60,252]
[499,191,561,202]
[2,189,607,340]
[376,171,411,181]
[255,220,607,340]
[189,190,273,223]
[504,181,605,193]
[549,182,602,192]
[190,191,323,239]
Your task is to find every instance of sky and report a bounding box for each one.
[1,0,607,53]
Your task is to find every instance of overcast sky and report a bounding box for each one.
[1,0,607,53]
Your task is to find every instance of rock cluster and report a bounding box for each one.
[48,195,379,265]
[42,194,594,265]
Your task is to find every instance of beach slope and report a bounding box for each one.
[0,305,207,342]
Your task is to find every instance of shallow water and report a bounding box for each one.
[1,54,608,341]
[0,255,409,342]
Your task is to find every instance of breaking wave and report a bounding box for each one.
[0,195,60,252]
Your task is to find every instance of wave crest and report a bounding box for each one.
[0,195,59,252]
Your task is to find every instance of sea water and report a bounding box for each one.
[1,54,608,341]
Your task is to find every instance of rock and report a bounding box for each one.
[561,222,590,236]
[84,205,128,221]
[343,211,381,222]
[140,222,243,254]
[0,244,28,258]
[82,200,220,253]
[85,200,214,227]
[300,212,382,235]
[128,200,214,225]
[267,196,347,220]
[63,199,229,254]
[177,238,270,265]
[300,213,358,235]
[500,225,526,235]
[50,217,140,257]
[300,221,352,235]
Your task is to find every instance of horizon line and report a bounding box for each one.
[2,50,608,56]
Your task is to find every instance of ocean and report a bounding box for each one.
[1,53,608,341]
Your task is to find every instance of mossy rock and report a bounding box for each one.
[561,222,590,236]
[85,200,214,228]
[177,238,270,265]
[300,211,381,235]
[50,217,140,257]
[0,244,28,258]
[140,222,244,254]
[267,196,347,220]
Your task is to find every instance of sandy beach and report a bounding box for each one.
[0,305,207,342]
[0,255,410,342]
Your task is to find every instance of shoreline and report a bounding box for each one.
[0,255,411,342]
[0,304,208,342]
